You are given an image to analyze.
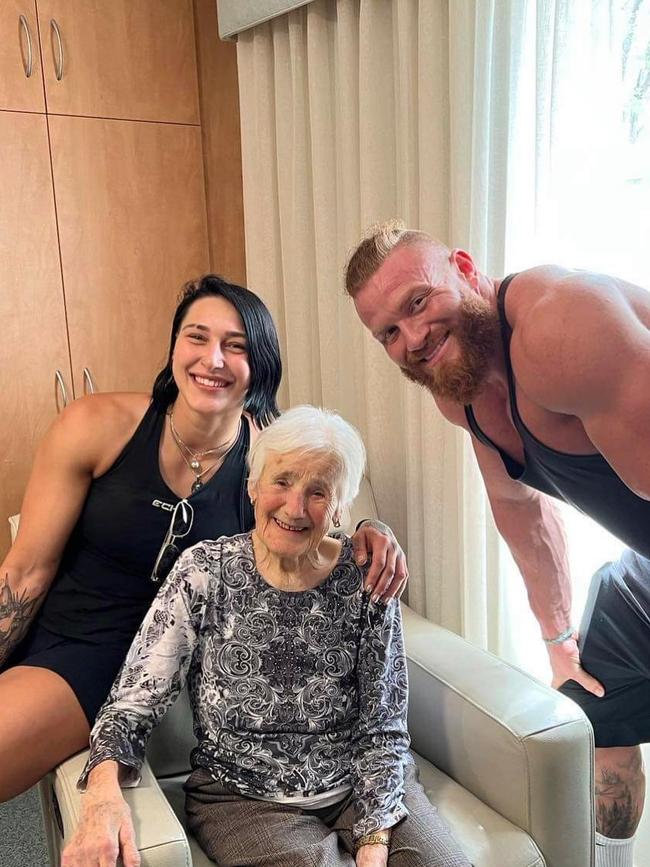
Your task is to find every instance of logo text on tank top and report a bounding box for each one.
[151,499,175,511]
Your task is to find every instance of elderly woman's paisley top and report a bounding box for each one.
[80,533,411,839]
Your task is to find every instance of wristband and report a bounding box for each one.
[543,627,575,645]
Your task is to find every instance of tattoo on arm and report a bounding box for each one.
[0,574,44,665]
[595,767,642,838]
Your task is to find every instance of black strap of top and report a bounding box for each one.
[495,273,519,415]
[464,405,498,450]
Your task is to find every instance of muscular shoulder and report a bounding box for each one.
[44,392,151,476]
[508,269,650,416]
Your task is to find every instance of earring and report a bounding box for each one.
[333,516,341,528]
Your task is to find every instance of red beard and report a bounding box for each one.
[401,294,500,404]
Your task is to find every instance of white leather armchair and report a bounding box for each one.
[11,480,595,866]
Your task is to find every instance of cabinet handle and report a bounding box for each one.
[50,19,64,81]
[18,15,33,78]
[83,367,96,395]
[55,370,69,412]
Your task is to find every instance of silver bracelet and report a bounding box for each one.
[543,627,575,645]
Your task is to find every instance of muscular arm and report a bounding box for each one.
[0,395,144,666]
[436,395,574,640]
[471,439,572,638]
[472,437,603,695]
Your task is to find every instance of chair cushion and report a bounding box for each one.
[412,754,544,867]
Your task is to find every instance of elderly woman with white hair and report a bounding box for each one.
[62,406,471,867]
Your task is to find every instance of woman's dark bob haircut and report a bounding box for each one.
[151,275,282,428]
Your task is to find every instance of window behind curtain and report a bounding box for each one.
[500,0,650,680]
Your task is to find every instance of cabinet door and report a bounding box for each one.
[0,1,45,112]
[37,0,199,123]
[0,111,73,557]
[49,115,210,395]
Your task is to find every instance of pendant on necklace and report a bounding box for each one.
[191,479,203,494]
[190,459,201,471]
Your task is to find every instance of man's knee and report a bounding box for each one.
[596,745,645,783]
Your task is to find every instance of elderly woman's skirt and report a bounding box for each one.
[184,763,471,867]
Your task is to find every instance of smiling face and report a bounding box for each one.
[249,449,341,560]
[353,241,500,404]
[171,296,251,415]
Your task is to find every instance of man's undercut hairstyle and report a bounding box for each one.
[247,405,366,510]
[344,219,432,297]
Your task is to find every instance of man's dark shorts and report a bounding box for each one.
[559,549,650,747]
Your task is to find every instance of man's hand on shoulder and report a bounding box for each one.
[351,520,408,601]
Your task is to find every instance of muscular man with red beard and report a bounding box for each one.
[346,220,650,867]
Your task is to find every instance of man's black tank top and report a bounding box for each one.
[464,273,650,559]
[38,403,254,643]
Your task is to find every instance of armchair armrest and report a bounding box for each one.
[402,605,595,867]
[42,750,191,867]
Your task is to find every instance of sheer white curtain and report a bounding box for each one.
[484,0,643,678]
[237,0,507,649]
[234,0,641,666]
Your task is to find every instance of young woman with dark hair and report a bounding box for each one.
[0,275,407,802]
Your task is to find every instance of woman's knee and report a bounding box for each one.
[0,667,89,802]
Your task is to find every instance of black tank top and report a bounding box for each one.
[464,273,650,559]
[39,403,254,643]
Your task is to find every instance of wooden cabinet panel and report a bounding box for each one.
[0,1,45,112]
[37,0,200,123]
[193,0,246,285]
[0,111,72,557]
[49,115,210,395]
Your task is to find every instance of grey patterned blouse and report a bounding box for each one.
[80,533,411,839]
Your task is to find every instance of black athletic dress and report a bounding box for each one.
[465,273,650,747]
[4,403,254,724]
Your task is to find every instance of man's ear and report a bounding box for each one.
[450,248,479,288]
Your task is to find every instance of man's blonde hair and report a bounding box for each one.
[344,219,432,297]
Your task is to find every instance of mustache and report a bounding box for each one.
[405,334,447,368]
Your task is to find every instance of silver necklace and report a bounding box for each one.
[168,410,241,494]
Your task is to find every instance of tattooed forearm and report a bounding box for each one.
[596,766,643,838]
[0,574,44,664]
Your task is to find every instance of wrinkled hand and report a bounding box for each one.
[61,789,140,867]
[356,843,389,867]
[351,520,408,601]
[547,634,604,698]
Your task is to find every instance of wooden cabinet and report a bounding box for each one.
[0,1,45,112]
[0,1,211,560]
[50,116,209,394]
[0,111,73,555]
[36,0,200,123]
[0,1,244,558]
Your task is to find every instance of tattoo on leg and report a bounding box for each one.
[596,767,642,838]
[0,574,43,662]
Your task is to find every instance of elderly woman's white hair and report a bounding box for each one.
[247,405,366,510]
